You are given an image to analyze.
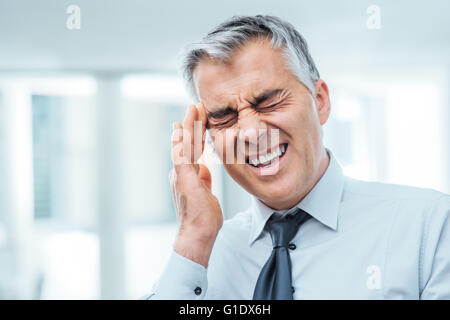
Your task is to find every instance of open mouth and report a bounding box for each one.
[246,143,288,168]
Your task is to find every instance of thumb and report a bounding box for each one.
[198,164,212,191]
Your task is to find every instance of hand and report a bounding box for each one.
[169,102,223,268]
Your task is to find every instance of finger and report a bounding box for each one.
[168,169,179,213]
[198,164,212,191]
[197,101,208,151]
[183,105,197,164]
[171,122,183,147]
[193,103,204,163]
[171,122,186,168]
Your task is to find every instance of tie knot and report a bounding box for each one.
[265,207,310,248]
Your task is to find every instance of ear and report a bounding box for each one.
[313,80,331,126]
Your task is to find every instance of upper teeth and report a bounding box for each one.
[249,144,286,167]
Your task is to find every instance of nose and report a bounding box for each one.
[237,110,268,153]
[238,127,267,144]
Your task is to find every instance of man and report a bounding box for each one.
[147,15,450,299]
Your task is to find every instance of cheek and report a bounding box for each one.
[275,104,317,138]
[210,131,236,161]
[262,110,303,137]
[222,162,249,190]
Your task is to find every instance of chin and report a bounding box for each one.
[237,171,297,207]
[256,180,297,204]
[226,159,303,204]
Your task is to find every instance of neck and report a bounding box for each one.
[262,148,330,211]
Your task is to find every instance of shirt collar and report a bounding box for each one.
[248,148,345,246]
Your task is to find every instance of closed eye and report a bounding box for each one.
[253,103,281,113]
[208,116,238,129]
[249,88,289,113]
[207,106,238,129]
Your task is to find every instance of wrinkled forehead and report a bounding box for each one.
[198,71,274,109]
[192,42,293,111]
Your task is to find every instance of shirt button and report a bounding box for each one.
[194,287,202,296]
[288,243,296,250]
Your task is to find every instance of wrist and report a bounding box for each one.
[174,233,217,268]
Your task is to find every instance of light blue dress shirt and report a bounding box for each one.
[148,149,450,299]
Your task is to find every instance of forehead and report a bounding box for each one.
[193,40,293,110]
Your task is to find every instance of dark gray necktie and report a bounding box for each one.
[253,207,311,300]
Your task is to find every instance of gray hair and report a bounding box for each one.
[180,15,320,101]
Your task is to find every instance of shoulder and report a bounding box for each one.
[343,176,450,224]
[344,176,447,203]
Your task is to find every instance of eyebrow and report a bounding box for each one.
[207,106,238,120]
[250,88,283,107]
